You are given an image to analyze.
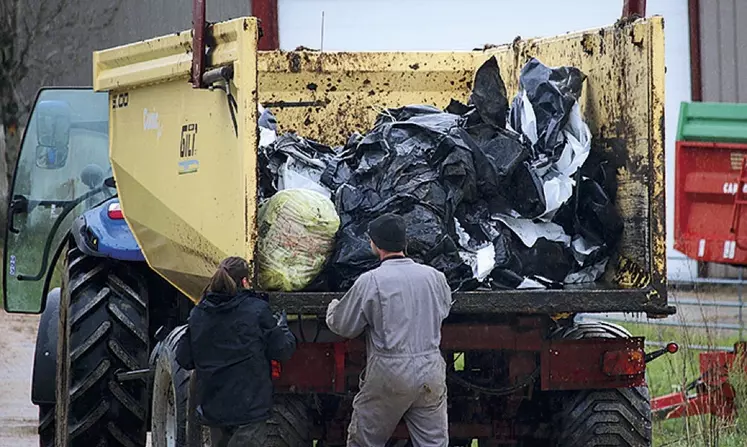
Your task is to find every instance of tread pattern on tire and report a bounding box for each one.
[39,404,55,447]
[550,321,632,340]
[151,325,191,447]
[557,387,652,446]
[553,321,652,447]
[64,247,149,447]
[266,395,313,447]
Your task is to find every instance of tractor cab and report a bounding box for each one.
[3,89,114,312]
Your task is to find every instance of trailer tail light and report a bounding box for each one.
[603,348,645,376]
[107,202,124,220]
[271,360,281,380]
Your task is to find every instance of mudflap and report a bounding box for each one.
[31,287,61,405]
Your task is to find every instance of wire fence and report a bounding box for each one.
[580,274,747,352]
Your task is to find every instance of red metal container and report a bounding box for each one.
[675,102,747,265]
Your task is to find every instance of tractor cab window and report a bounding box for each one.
[4,89,113,313]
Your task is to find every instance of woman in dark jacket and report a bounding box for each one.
[175,256,296,447]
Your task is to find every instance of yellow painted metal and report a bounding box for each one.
[93,16,664,300]
[258,17,666,288]
[93,18,259,301]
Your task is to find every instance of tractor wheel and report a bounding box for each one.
[551,321,652,447]
[38,404,54,447]
[56,246,150,447]
[151,325,194,447]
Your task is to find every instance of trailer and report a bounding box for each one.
[675,101,747,266]
[4,4,673,447]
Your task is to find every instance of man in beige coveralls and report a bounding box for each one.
[326,214,453,447]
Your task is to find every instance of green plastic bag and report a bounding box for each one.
[257,189,340,291]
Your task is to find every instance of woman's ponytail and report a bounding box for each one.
[202,256,250,297]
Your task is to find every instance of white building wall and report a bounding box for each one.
[279,0,621,51]
[279,0,696,281]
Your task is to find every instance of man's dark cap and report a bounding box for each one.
[368,214,407,252]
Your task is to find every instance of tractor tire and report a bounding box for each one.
[151,325,193,447]
[57,246,150,447]
[551,321,652,447]
[38,404,54,447]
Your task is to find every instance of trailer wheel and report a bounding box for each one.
[58,246,150,447]
[550,321,633,340]
[152,325,192,447]
[551,321,652,447]
[202,395,312,446]
[266,395,313,446]
[555,386,651,446]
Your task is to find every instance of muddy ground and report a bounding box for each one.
[0,311,39,447]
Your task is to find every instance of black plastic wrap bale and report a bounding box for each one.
[329,192,470,290]
[322,103,484,289]
[486,222,575,288]
[509,57,587,160]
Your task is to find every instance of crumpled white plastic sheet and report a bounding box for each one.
[570,235,598,265]
[517,277,547,289]
[278,157,332,198]
[555,103,591,178]
[540,171,575,221]
[564,259,608,284]
[516,91,539,145]
[271,136,333,198]
[258,104,278,148]
[455,218,496,281]
[514,95,592,222]
[493,214,571,248]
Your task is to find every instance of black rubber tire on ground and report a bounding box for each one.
[199,395,312,446]
[266,395,313,446]
[58,246,150,447]
[38,404,54,447]
[551,321,652,447]
[151,325,193,447]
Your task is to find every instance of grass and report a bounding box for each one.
[619,316,747,446]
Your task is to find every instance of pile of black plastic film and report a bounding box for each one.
[258,56,623,292]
